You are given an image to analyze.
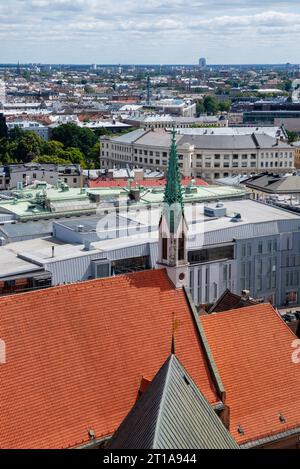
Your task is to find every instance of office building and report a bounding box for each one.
[100,128,295,181]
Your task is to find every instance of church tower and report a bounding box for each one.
[157,129,189,289]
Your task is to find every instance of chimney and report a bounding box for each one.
[219,405,230,430]
[241,289,250,301]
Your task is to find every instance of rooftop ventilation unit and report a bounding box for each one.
[204,204,227,218]
[84,240,95,251]
[230,213,242,223]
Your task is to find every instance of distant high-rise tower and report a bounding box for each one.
[16,61,21,76]
[199,58,207,69]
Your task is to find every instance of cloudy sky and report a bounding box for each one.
[0,0,299,64]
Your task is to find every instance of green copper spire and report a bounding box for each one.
[164,129,184,210]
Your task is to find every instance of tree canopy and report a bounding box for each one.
[0,124,101,168]
[51,123,97,157]
[196,95,231,116]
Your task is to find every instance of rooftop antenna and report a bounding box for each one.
[147,75,151,106]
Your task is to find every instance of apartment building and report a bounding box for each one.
[100,128,295,181]
[144,99,196,117]
[0,163,83,190]
[122,114,227,129]
[7,121,50,140]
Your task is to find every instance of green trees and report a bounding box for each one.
[196,96,231,116]
[51,124,97,157]
[196,100,205,115]
[218,101,231,113]
[286,130,299,144]
[87,142,101,168]
[0,114,7,139]
[0,123,101,168]
[10,131,43,162]
[202,96,219,115]
[34,155,72,165]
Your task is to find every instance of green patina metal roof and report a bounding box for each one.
[164,129,184,210]
[107,354,239,450]
[0,179,247,221]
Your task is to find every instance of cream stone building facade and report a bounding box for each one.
[100,128,295,182]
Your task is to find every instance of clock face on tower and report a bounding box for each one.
[179,273,185,281]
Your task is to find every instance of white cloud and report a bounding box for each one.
[0,1,299,63]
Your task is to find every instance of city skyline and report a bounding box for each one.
[1,1,300,65]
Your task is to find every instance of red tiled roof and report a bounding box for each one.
[89,177,208,189]
[201,304,300,446]
[1,269,218,449]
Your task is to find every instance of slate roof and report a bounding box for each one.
[209,289,257,313]
[244,174,300,194]
[179,134,257,150]
[0,269,220,449]
[121,130,293,151]
[107,355,239,450]
[111,128,147,144]
[201,304,300,447]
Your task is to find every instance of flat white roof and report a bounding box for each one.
[1,200,299,270]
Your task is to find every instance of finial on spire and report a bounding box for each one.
[171,313,176,355]
[171,313,181,355]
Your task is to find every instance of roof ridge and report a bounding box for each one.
[183,287,226,403]
[152,355,174,448]
[0,269,170,303]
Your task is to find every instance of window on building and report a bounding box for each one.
[92,261,110,279]
[162,238,168,260]
[178,234,185,261]
[242,245,246,257]
[257,277,262,291]
[190,270,194,295]
[286,291,298,304]
[188,245,234,264]
[113,256,150,275]
[223,265,228,282]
